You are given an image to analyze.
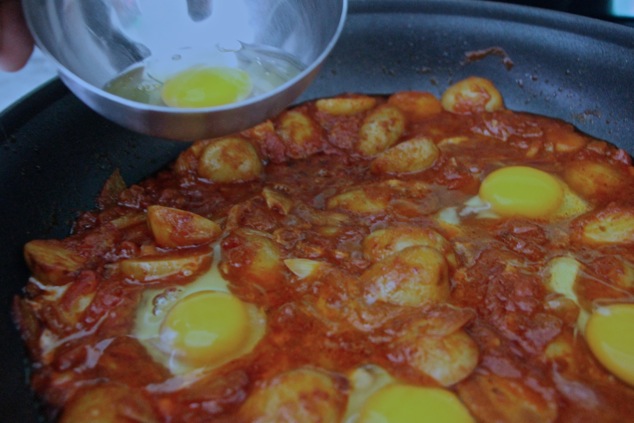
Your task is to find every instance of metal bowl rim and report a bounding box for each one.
[22,0,349,114]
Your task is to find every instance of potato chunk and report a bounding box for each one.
[572,206,634,245]
[316,95,377,115]
[356,105,406,156]
[564,160,626,201]
[544,125,588,153]
[284,258,324,279]
[370,136,440,175]
[441,76,504,114]
[326,187,390,215]
[221,228,285,290]
[119,247,213,283]
[198,137,262,183]
[60,383,159,423]
[387,91,443,121]
[238,368,347,423]
[24,240,86,286]
[360,246,450,306]
[457,373,558,423]
[262,187,294,215]
[277,109,324,158]
[393,305,478,386]
[403,329,478,386]
[147,205,221,248]
[362,226,456,266]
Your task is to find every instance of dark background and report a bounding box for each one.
[488,0,634,25]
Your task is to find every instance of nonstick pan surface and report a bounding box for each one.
[2,1,634,420]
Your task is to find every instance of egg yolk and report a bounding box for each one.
[586,303,634,386]
[161,66,252,108]
[160,291,249,366]
[358,384,474,423]
[479,166,564,218]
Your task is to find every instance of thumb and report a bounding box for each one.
[0,0,34,72]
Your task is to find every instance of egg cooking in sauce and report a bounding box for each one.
[455,165,590,221]
[343,365,474,423]
[133,245,266,375]
[586,303,634,386]
[480,166,564,218]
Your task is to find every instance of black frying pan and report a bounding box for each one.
[2,1,634,421]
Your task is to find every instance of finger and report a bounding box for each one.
[0,0,35,72]
[187,0,212,22]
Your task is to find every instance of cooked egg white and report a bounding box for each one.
[343,365,474,423]
[133,243,266,375]
[545,257,634,387]
[546,256,589,331]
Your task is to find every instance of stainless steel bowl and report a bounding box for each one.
[21,0,347,141]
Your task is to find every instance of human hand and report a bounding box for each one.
[0,0,34,71]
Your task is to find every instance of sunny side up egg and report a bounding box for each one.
[132,246,477,421]
[450,166,634,389]
[586,303,634,386]
[133,244,266,375]
[343,365,474,423]
[455,165,590,221]
[480,166,564,218]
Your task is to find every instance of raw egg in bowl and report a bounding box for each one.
[22,0,348,140]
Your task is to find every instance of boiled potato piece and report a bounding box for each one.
[147,205,221,248]
[284,258,324,279]
[221,228,285,290]
[544,125,588,153]
[387,91,443,120]
[362,225,456,266]
[370,136,440,174]
[572,206,634,245]
[326,187,389,215]
[238,368,347,423]
[174,139,208,175]
[441,76,504,114]
[277,109,324,158]
[361,246,450,306]
[316,95,377,115]
[110,212,146,230]
[395,306,477,386]
[24,240,86,286]
[356,105,406,156]
[240,119,289,163]
[119,247,213,283]
[401,329,478,386]
[262,187,294,215]
[198,137,262,183]
[457,372,558,423]
[564,160,626,201]
[60,383,159,423]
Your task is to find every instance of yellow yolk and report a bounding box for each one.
[159,290,249,366]
[358,384,474,423]
[586,303,634,386]
[161,66,252,108]
[479,166,564,218]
